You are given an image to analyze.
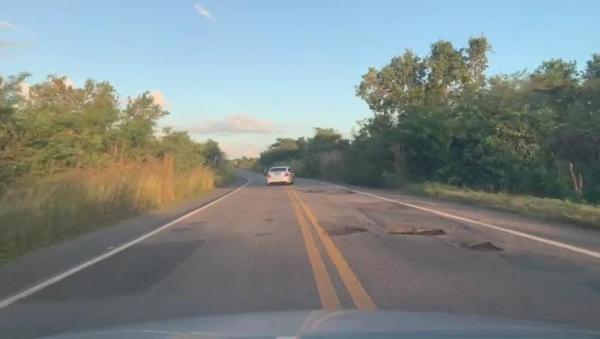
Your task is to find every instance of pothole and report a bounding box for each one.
[327,226,368,236]
[387,226,446,236]
[265,217,275,223]
[463,241,503,251]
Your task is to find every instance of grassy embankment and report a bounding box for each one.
[0,157,221,264]
[407,182,600,229]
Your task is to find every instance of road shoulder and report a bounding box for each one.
[0,176,247,301]
[296,177,600,257]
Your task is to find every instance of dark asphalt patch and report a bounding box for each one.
[255,232,272,237]
[502,254,585,273]
[27,240,205,302]
[265,217,275,223]
[327,226,368,236]
[388,227,446,236]
[354,201,406,211]
[186,220,206,226]
[170,226,192,232]
[463,241,503,251]
[582,280,600,293]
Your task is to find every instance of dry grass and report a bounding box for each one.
[408,182,600,229]
[0,157,215,263]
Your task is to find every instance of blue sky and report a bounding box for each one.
[1,0,599,157]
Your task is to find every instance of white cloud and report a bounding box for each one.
[149,89,168,109]
[221,143,262,159]
[188,114,280,134]
[194,4,212,20]
[0,21,16,30]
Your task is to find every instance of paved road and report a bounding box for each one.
[1,169,600,337]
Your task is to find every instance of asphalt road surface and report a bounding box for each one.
[1,169,600,338]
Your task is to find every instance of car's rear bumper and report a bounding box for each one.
[267,177,293,184]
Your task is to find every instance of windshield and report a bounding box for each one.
[1,1,600,338]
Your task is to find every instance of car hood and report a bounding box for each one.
[46,310,600,339]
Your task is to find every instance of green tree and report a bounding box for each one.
[117,92,168,156]
[425,40,467,103]
[0,72,228,187]
[463,36,492,94]
[259,138,300,167]
[546,55,600,201]
[528,59,579,112]
[200,139,225,168]
[158,128,206,171]
[0,72,30,181]
[356,50,426,115]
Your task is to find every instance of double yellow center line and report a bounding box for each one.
[286,188,377,311]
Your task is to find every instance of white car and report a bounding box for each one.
[266,166,295,185]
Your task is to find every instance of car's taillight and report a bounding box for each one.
[284,172,289,177]
[267,174,271,178]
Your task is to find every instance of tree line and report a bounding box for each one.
[259,36,600,203]
[0,74,226,185]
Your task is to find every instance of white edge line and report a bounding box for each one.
[0,176,252,310]
[319,181,600,260]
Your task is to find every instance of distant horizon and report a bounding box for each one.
[2,0,599,157]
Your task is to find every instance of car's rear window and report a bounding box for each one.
[270,167,287,172]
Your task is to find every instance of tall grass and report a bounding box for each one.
[0,157,214,263]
